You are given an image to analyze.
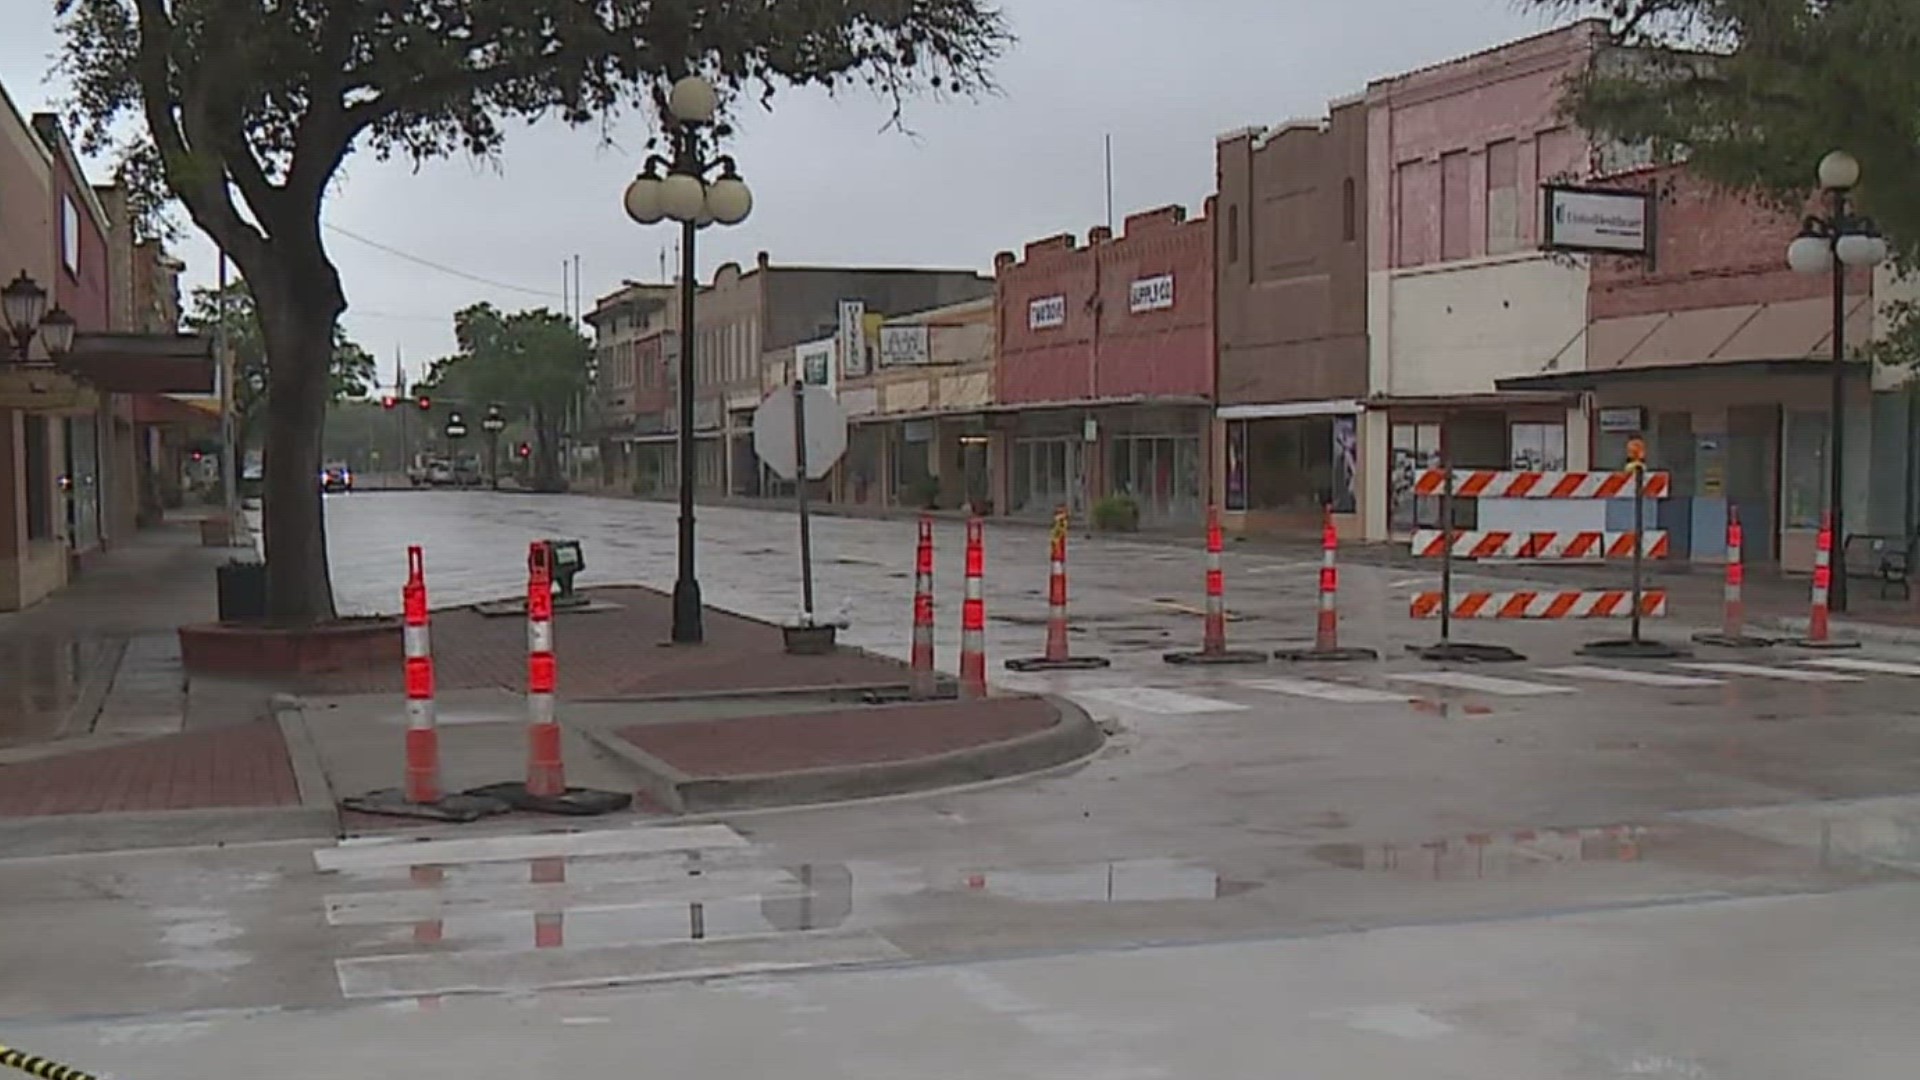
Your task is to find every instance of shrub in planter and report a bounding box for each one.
[1092,494,1140,532]
[905,475,942,510]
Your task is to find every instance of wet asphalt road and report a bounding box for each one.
[3,488,1919,1075]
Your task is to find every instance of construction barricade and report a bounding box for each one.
[2,1041,103,1080]
[1274,505,1377,662]
[1408,455,1682,662]
[1165,506,1267,666]
[1007,507,1111,672]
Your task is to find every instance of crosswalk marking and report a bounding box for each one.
[1074,687,1248,714]
[1387,672,1577,696]
[1799,657,1920,677]
[1536,665,1724,688]
[1674,662,1864,683]
[1235,678,1415,704]
[313,824,749,873]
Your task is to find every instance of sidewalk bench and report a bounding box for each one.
[1843,533,1915,600]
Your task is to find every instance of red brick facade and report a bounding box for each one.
[994,203,1216,405]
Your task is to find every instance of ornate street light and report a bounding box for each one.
[481,404,507,490]
[623,74,755,645]
[1,270,76,363]
[1787,150,1889,614]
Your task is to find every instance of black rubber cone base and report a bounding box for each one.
[1407,641,1526,663]
[1164,649,1269,666]
[1692,630,1775,649]
[341,789,512,822]
[1578,638,1691,659]
[1273,645,1379,662]
[1789,637,1863,650]
[464,782,633,817]
[1006,655,1113,672]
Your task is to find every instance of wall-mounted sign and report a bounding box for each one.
[879,325,931,366]
[1129,273,1175,313]
[1543,185,1652,256]
[1028,294,1066,330]
[1598,406,1645,434]
[838,299,869,379]
[797,339,835,389]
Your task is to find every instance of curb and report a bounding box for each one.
[573,694,1103,815]
[1754,614,1920,647]
[273,694,345,827]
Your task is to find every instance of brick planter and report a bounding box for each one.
[179,617,401,676]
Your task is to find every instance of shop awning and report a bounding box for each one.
[64,333,216,394]
[1218,398,1363,420]
[131,393,221,426]
[1365,391,1579,409]
[985,394,1212,414]
[1497,357,1868,393]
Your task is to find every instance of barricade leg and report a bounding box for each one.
[1275,506,1377,661]
[1008,507,1110,672]
[1165,507,1266,665]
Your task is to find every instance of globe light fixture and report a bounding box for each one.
[1,270,76,362]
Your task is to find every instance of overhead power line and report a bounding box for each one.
[322,221,567,299]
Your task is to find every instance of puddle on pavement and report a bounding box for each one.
[0,636,122,747]
[1310,825,1655,882]
[939,858,1242,904]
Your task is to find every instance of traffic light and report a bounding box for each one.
[381,395,397,409]
[517,442,532,459]
[415,395,431,411]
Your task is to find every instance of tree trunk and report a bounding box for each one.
[253,271,344,626]
[532,403,564,493]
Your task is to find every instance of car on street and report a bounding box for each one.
[320,462,353,493]
[425,459,455,486]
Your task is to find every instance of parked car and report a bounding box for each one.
[321,462,353,493]
[453,457,483,487]
[425,459,455,486]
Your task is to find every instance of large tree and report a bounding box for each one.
[1534,1,1920,252]
[57,0,1009,625]
[183,282,375,454]
[421,303,590,492]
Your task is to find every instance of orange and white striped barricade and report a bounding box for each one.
[1790,511,1861,650]
[1165,506,1268,665]
[1692,504,1774,648]
[1407,461,1682,661]
[1008,507,1111,672]
[340,548,512,822]
[468,542,634,816]
[1275,505,1378,662]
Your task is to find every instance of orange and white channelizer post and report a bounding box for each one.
[526,542,565,798]
[1315,507,1341,652]
[1044,508,1071,662]
[402,545,440,805]
[959,518,987,698]
[1723,508,1747,638]
[1203,506,1229,654]
[911,516,936,697]
[1806,511,1835,643]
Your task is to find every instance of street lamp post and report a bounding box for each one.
[0,271,77,363]
[482,404,507,490]
[1787,150,1889,614]
[623,75,755,645]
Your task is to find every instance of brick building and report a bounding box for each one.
[993,203,1215,525]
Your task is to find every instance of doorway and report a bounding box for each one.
[1727,404,1778,563]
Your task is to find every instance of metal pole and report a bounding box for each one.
[670,120,703,643]
[792,379,815,621]
[1828,189,1849,613]
[1439,453,1455,645]
[1630,462,1645,644]
[216,253,238,526]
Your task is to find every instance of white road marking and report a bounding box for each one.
[1236,678,1415,704]
[1674,662,1864,683]
[313,824,749,872]
[1073,687,1248,715]
[1387,672,1577,696]
[1799,657,1920,677]
[1535,665,1724,688]
[334,929,906,999]
[323,867,803,926]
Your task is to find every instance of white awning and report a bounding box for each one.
[1217,398,1362,421]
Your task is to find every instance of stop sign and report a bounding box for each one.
[752,384,848,481]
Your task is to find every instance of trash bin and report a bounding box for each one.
[216,560,268,623]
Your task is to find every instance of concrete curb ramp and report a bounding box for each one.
[0,698,340,859]
[577,694,1102,815]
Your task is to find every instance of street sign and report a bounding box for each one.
[753,384,847,481]
[445,412,468,439]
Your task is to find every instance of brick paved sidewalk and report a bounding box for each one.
[296,585,916,698]
[0,720,298,818]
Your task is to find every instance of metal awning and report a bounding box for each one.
[1365,390,1579,409]
[1497,357,1865,393]
[63,333,216,394]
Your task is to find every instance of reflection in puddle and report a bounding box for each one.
[0,637,119,746]
[951,858,1227,903]
[1313,826,1649,881]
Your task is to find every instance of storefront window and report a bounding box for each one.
[1508,422,1567,471]
[1782,409,1828,530]
[1227,417,1338,514]
[1390,422,1441,530]
[1111,435,1202,524]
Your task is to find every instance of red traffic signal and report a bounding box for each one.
[381,395,397,409]
[516,442,532,459]
[415,395,431,411]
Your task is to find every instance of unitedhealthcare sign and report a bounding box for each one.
[1543,185,1652,256]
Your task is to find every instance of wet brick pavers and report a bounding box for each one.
[0,720,298,817]
[295,586,913,698]
[618,697,1059,778]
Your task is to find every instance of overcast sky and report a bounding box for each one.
[1,1,1559,388]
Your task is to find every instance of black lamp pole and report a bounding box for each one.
[1826,185,1850,614]
[673,176,703,644]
